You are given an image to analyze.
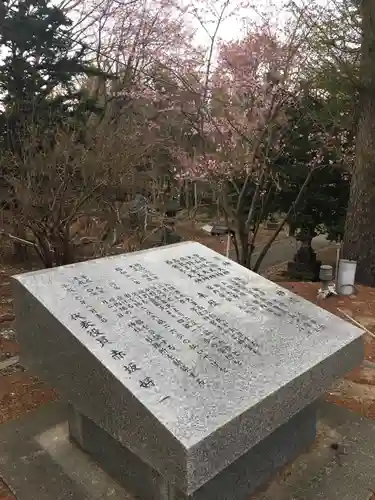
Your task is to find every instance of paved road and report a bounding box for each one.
[230,234,331,272]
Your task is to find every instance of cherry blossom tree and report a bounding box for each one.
[0,0,354,269]
[174,19,326,268]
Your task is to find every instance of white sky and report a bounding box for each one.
[189,0,330,47]
[183,0,292,70]
[190,0,284,46]
[47,0,331,63]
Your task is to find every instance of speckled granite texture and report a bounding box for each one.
[68,404,317,500]
[12,242,364,494]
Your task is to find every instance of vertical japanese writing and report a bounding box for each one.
[70,312,112,348]
[165,253,230,283]
[70,313,156,390]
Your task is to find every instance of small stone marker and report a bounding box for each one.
[12,242,364,499]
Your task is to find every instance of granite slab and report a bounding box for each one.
[12,242,364,494]
[68,403,317,500]
[2,400,375,500]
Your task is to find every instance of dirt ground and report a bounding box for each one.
[0,263,57,498]
[0,239,373,499]
[280,282,375,419]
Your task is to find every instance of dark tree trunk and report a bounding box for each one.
[343,0,375,286]
[233,219,251,268]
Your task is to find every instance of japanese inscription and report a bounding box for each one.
[165,253,231,283]
[206,278,322,335]
[60,248,324,394]
[166,253,322,336]
[70,312,111,347]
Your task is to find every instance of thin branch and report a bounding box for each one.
[0,231,37,248]
[252,166,319,272]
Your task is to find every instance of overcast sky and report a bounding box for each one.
[190,0,330,47]
[191,0,284,46]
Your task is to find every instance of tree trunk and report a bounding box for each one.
[343,0,375,286]
[233,218,252,268]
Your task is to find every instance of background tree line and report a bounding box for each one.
[0,0,371,284]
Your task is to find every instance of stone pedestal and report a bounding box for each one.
[12,241,364,499]
[68,404,317,500]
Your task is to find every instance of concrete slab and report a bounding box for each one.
[0,402,131,500]
[0,401,375,500]
[255,401,375,500]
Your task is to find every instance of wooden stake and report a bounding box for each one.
[337,308,375,340]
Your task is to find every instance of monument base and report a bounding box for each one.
[68,404,317,500]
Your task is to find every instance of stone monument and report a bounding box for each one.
[12,242,364,499]
[287,231,321,281]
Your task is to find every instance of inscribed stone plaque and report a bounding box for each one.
[12,242,364,494]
